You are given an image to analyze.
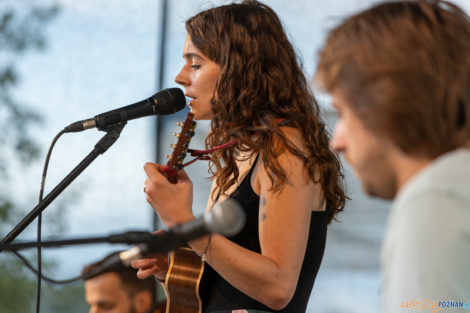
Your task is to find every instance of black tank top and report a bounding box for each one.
[200,157,329,313]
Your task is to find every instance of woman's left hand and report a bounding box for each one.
[143,162,194,227]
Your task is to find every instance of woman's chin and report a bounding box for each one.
[190,109,212,120]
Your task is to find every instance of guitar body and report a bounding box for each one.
[164,248,205,313]
[162,112,204,313]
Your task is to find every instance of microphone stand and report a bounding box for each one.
[1,230,156,251]
[1,230,162,283]
[0,125,125,252]
[3,226,199,256]
[2,227,196,271]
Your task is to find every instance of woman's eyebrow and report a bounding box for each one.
[183,53,203,60]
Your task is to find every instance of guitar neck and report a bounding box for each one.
[162,112,204,313]
[165,112,196,184]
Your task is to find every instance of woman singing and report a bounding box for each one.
[133,1,346,312]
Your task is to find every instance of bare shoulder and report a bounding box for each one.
[256,125,326,213]
[276,125,308,153]
[256,125,310,188]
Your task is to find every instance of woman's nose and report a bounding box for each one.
[174,67,190,87]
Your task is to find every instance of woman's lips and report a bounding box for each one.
[187,96,195,107]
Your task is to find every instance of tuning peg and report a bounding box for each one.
[169,143,175,148]
[173,132,180,138]
[177,122,183,126]
[165,154,171,158]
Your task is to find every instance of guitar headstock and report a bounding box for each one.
[165,112,196,184]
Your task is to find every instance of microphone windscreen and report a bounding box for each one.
[154,88,186,115]
[206,199,246,237]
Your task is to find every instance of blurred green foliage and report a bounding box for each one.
[0,2,87,312]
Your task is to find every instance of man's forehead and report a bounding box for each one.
[84,272,126,295]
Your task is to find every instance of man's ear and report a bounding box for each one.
[133,290,153,313]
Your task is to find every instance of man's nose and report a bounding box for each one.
[330,122,346,152]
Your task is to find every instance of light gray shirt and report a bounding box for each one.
[381,149,470,313]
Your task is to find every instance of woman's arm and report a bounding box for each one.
[140,129,325,310]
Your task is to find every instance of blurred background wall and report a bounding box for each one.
[1,0,469,312]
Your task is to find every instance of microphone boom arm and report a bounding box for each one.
[0,230,155,251]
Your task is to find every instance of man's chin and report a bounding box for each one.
[362,180,396,200]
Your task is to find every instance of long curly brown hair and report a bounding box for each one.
[186,0,346,222]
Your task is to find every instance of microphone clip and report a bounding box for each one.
[95,109,129,132]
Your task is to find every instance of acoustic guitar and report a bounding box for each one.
[162,111,205,313]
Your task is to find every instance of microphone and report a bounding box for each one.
[102,199,245,268]
[64,88,186,132]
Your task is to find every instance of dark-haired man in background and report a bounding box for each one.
[82,251,158,313]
